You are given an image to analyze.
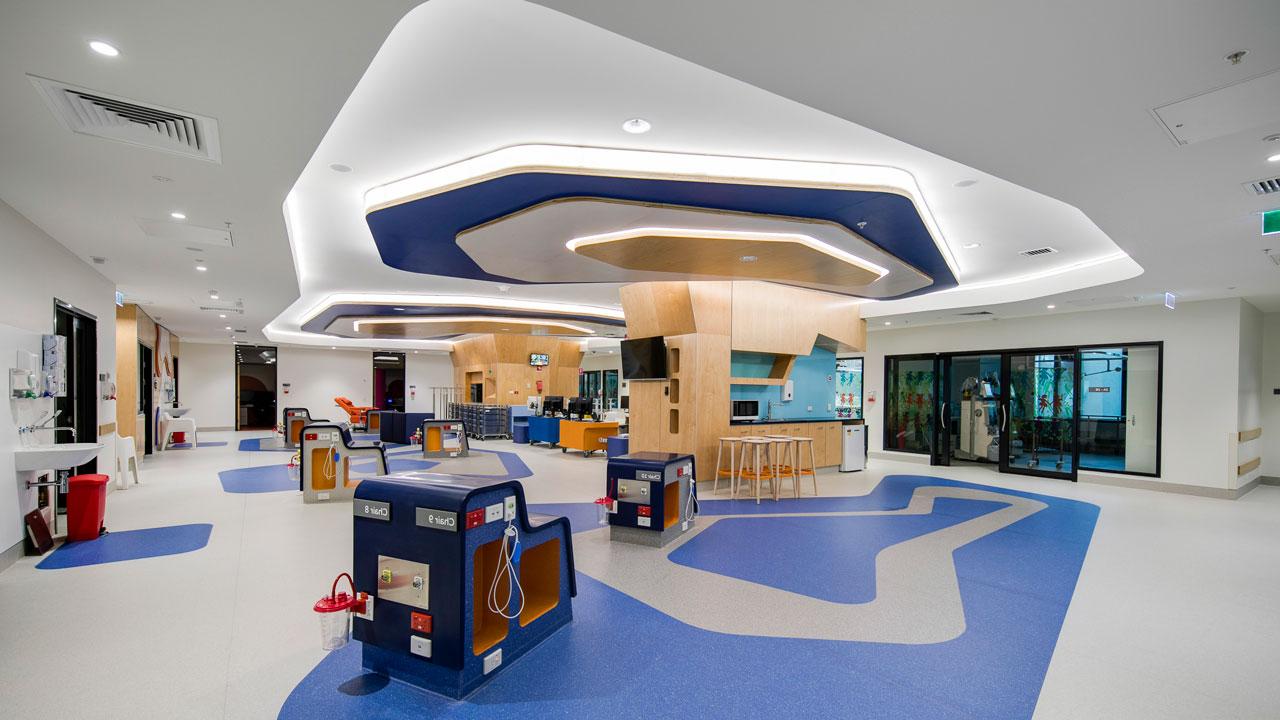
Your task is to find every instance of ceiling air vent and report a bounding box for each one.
[28,75,221,163]
[1243,176,1280,196]
[1019,247,1058,257]
[956,310,993,316]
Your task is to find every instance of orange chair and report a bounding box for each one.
[335,397,376,427]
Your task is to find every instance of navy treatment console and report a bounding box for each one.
[352,474,576,699]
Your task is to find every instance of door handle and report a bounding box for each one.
[939,402,947,429]
[999,405,1007,431]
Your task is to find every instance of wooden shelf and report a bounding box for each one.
[730,376,786,386]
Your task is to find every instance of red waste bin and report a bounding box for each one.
[172,432,185,444]
[67,474,109,542]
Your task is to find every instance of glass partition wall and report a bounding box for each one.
[884,343,1161,481]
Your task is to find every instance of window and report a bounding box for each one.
[835,357,863,419]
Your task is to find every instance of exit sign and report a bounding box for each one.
[1264,208,1280,236]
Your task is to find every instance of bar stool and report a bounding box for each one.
[712,437,742,496]
[736,437,775,504]
[792,436,819,495]
[764,435,799,499]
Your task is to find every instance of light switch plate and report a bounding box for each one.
[637,516,651,528]
[485,503,503,523]
[410,636,432,659]
[483,649,502,674]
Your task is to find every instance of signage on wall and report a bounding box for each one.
[1088,387,1111,393]
[1263,208,1279,236]
[114,291,125,307]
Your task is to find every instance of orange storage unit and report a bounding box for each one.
[557,420,619,457]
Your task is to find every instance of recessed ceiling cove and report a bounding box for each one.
[459,198,932,297]
[302,297,627,341]
[365,158,952,299]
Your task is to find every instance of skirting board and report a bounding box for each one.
[202,426,234,432]
[1080,471,1262,500]
[0,539,24,574]
[868,450,931,465]
[1263,476,1280,487]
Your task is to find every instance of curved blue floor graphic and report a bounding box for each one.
[238,437,295,452]
[37,524,213,569]
[219,464,297,493]
[280,475,1098,719]
[167,441,229,449]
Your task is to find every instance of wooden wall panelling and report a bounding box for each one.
[730,281,865,355]
[1238,428,1261,442]
[620,282,696,338]
[115,305,138,443]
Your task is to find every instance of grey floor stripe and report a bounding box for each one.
[573,486,1047,644]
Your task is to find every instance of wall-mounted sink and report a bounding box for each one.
[14,443,104,472]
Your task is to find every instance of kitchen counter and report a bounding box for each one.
[730,417,862,426]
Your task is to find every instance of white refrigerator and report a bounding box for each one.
[840,423,866,472]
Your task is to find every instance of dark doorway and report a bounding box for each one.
[138,342,154,455]
[236,345,277,430]
[372,352,406,411]
[53,301,98,512]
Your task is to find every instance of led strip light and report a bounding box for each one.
[565,226,891,280]
[352,315,597,335]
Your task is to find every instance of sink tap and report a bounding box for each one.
[766,401,785,421]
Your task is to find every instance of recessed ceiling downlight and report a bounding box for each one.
[1268,153,1280,163]
[88,41,119,57]
[622,118,651,134]
[170,211,186,220]
[962,242,981,249]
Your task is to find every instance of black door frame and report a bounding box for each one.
[998,347,1080,482]
[138,342,154,455]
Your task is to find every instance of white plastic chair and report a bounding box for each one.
[160,412,198,450]
[116,434,141,489]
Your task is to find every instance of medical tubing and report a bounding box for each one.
[487,522,525,620]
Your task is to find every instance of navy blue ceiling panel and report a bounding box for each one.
[365,173,955,298]
[303,303,626,337]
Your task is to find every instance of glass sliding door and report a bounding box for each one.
[1003,350,1077,479]
[884,355,938,458]
[1078,344,1161,475]
[942,354,1003,465]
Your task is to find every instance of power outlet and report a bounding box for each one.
[483,648,502,674]
[485,502,503,523]
[353,593,374,621]
[410,636,432,659]
[503,496,516,521]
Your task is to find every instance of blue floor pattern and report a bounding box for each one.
[237,437,296,452]
[37,524,213,569]
[279,475,1099,719]
[218,448,531,494]
[167,441,229,449]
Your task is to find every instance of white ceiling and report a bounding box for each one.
[268,0,1141,348]
[1,0,1275,352]
[0,0,419,344]
[536,0,1280,318]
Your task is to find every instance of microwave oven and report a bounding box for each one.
[731,400,759,421]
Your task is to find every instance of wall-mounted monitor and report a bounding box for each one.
[529,353,550,367]
[620,337,667,381]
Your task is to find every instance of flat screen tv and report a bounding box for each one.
[529,353,550,367]
[620,337,667,380]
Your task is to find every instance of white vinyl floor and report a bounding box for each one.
[1,430,1277,719]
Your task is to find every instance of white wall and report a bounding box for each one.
[0,199,117,553]
[405,351,454,415]
[858,299,1246,491]
[178,342,236,429]
[1261,313,1280,480]
[275,346,371,423]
